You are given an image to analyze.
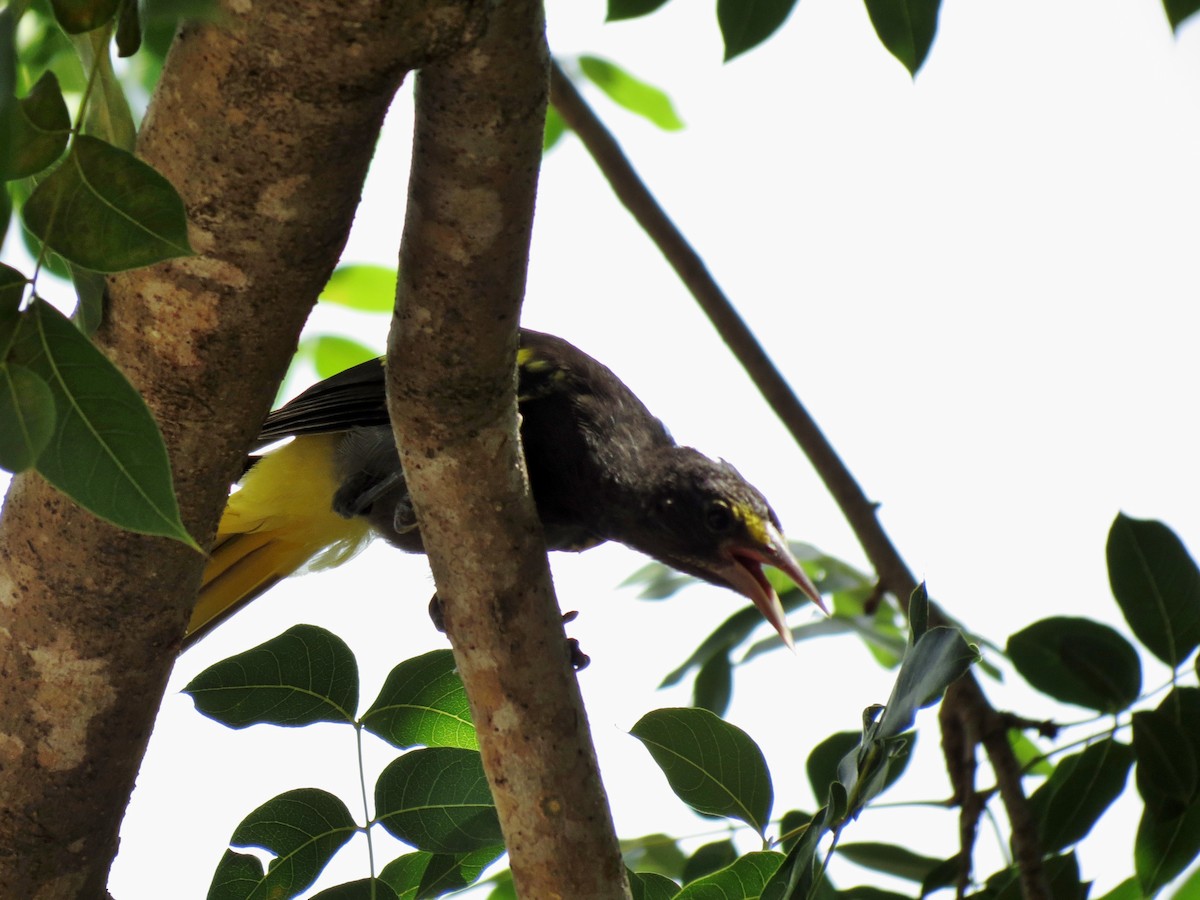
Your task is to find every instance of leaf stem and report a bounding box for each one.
[355,723,377,888]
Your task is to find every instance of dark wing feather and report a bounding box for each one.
[257,357,389,444]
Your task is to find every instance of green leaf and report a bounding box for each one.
[692,652,732,717]
[544,104,567,152]
[1171,866,1200,900]
[835,843,942,884]
[298,334,378,381]
[674,852,785,899]
[717,0,800,62]
[908,582,929,642]
[0,8,14,100]
[0,262,24,356]
[414,847,504,899]
[607,0,673,20]
[659,607,761,687]
[1108,513,1200,667]
[0,362,55,472]
[762,806,829,900]
[184,624,359,727]
[115,0,141,57]
[807,731,859,801]
[207,788,358,900]
[1133,710,1197,817]
[375,747,502,854]
[1163,0,1200,32]
[1027,738,1135,853]
[621,833,688,880]
[919,855,963,897]
[50,0,120,33]
[361,649,477,751]
[1009,730,1054,778]
[631,707,774,835]
[69,263,106,335]
[632,871,682,900]
[69,29,137,150]
[320,264,397,312]
[984,853,1087,900]
[862,0,941,77]
[577,56,684,131]
[8,297,196,544]
[24,135,193,272]
[0,71,71,180]
[1007,616,1142,713]
[1137,802,1200,896]
[876,626,976,738]
[310,880,401,900]
[682,841,737,885]
[1096,876,1141,900]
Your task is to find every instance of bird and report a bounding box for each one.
[188,329,827,649]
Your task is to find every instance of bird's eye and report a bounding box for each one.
[704,499,735,534]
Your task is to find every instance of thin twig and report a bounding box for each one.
[550,59,1052,900]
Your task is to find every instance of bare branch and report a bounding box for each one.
[387,14,630,900]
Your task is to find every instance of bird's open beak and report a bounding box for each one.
[724,522,829,651]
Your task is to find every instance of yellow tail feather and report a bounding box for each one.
[188,434,374,643]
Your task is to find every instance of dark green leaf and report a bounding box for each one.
[717,0,800,62]
[380,852,431,899]
[659,607,761,687]
[184,624,359,727]
[675,852,785,899]
[0,72,71,180]
[320,264,397,312]
[621,833,688,880]
[836,843,942,884]
[69,263,106,335]
[607,0,673,20]
[808,731,859,801]
[909,582,929,642]
[841,730,914,816]
[1095,876,1140,900]
[0,262,23,356]
[24,135,193,271]
[50,0,120,33]
[1137,803,1200,896]
[1134,710,1197,817]
[1163,0,1200,31]
[840,889,913,900]
[298,334,379,380]
[69,30,137,149]
[1170,865,1200,900]
[862,0,941,76]
[0,8,13,100]
[362,649,477,751]
[683,841,737,885]
[778,810,812,852]
[310,880,401,900]
[632,871,682,900]
[1108,513,1200,667]
[876,627,976,738]
[1027,738,1135,852]
[116,0,141,56]
[692,652,732,717]
[577,56,684,131]
[631,707,774,835]
[0,362,55,472]
[762,805,829,900]
[1007,617,1142,713]
[544,104,567,152]
[375,747,502,854]
[985,853,1086,900]
[414,846,504,899]
[208,788,358,900]
[920,855,963,897]
[9,297,196,544]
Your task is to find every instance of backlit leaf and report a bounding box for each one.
[1007,617,1141,712]
[631,707,773,835]
[578,56,684,131]
[1108,514,1200,667]
[717,0,799,62]
[1137,802,1200,896]
[320,264,397,312]
[184,624,359,727]
[375,748,502,854]
[862,0,941,76]
[1027,739,1135,852]
[362,649,477,751]
[50,0,120,34]
[675,852,784,899]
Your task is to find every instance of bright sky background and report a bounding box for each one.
[4,0,1200,897]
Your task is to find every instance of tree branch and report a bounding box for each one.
[387,14,630,900]
[549,60,1051,900]
[0,2,480,894]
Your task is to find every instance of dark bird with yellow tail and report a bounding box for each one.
[190,330,826,648]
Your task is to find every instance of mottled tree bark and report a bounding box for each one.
[0,2,488,895]
[387,4,631,898]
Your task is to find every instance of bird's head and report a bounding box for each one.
[623,448,828,648]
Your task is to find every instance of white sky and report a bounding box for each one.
[4,0,1200,897]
